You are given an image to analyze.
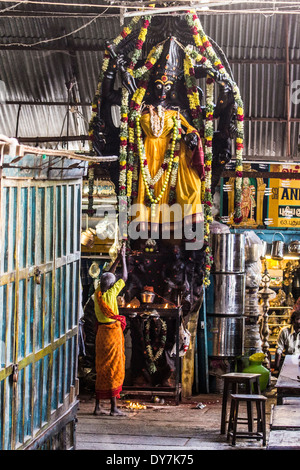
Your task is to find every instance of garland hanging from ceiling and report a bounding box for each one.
[88,7,244,287]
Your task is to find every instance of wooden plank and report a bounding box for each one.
[276,356,300,390]
[268,430,300,450]
[282,397,300,405]
[182,304,201,398]
[276,356,300,403]
[271,405,300,429]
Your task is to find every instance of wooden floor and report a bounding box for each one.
[75,391,277,451]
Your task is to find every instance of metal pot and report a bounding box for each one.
[81,228,96,248]
[207,315,245,357]
[245,244,261,264]
[260,241,268,259]
[288,240,300,254]
[271,232,285,260]
[207,273,245,315]
[212,233,245,273]
[141,291,156,303]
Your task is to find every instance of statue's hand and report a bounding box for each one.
[229,121,238,138]
[215,74,233,93]
[115,55,137,94]
[184,132,198,150]
[212,132,232,165]
[121,71,137,94]
[116,54,127,71]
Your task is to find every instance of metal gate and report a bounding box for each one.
[0,145,87,450]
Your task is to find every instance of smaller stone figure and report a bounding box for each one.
[241,178,256,222]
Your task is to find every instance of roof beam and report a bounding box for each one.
[1,46,300,66]
[17,135,89,143]
[0,44,105,51]
[4,100,91,106]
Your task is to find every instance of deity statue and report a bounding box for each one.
[241,178,256,222]
[89,11,244,290]
[93,36,236,232]
[85,14,244,392]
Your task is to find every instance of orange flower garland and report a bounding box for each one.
[88,15,140,152]
[185,10,244,284]
[186,10,244,224]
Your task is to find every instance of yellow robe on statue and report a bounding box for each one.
[134,109,203,227]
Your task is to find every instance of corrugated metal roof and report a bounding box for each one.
[0,1,299,158]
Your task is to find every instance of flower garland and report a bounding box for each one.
[184,20,214,285]
[185,10,244,284]
[130,44,163,79]
[124,44,165,205]
[114,11,156,238]
[203,77,215,285]
[186,10,244,224]
[119,88,129,197]
[88,16,142,235]
[123,43,164,209]
[136,112,181,217]
[168,121,181,206]
[118,43,164,204]
[88,15,141,152]
[144,317,167,374]
[150,104,165,137]
[127,15,152,72]
[183,54,203,132]
[234,104,244,224]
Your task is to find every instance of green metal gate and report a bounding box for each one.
[0,146,86,450]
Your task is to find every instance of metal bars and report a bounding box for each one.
[0,173,81,450]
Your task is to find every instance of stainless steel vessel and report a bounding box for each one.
[207,273,245,315]
[288,240,300,254]
[212,233,245,273]
[207,315,245,357]
[271,232,285,260]
[245,244,261,264]
[260,241,268,259]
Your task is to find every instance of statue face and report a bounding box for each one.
[154,75,175,102]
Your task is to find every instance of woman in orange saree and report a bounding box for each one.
[93,244,128,416]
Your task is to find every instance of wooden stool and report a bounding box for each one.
[227,394,267,446]
[220,372,261,434]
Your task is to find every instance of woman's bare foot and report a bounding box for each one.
[93,399,109,416]
[110,408,127,417]
[93,408,110,416]
[109,397,127,416]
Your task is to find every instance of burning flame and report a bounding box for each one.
[164,303,169,309]
[126,402,147,410]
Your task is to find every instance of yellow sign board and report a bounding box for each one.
[268,164,300,228]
